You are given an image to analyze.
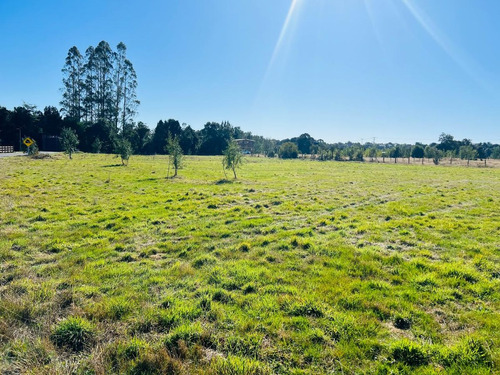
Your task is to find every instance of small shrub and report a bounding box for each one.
[116,138,132,166]
[51,316,95,352]
[60,127,79,159]
[27,140,39,156]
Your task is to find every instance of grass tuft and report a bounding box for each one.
[391,339,429,366]
[50,316,95,352]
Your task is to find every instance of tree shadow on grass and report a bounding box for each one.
[215,179,233,185]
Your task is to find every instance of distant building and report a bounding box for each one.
[235,139,254,154]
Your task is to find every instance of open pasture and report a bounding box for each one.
[0,154,499,374]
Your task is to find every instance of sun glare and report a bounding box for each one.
[267,0,302,73]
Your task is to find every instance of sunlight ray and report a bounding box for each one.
[401,0,489,90]
[253,0,305,109]
[266,0,302,74]
[363,0,384,48]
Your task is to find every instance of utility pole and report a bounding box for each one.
[18,128,21,151]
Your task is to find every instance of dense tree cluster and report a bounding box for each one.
[0,104,65,151]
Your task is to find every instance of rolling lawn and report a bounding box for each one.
[0,154,499,374]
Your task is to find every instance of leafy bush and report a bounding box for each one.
[51,316,95,352]
[27,140,39,156]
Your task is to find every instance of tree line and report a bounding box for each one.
[1,102,499,163]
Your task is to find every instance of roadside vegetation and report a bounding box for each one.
[0,154,498,374]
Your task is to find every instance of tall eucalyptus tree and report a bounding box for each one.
[62,41,139,128]
[60,46,84,121]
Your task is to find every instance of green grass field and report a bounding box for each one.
[0,154,499,374]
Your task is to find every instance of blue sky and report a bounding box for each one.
[1,0,500,144]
